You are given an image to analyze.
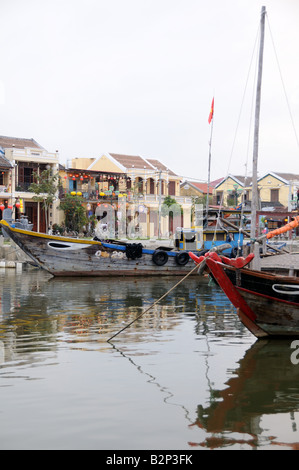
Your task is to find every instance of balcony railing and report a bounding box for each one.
[15,182,33,192]
[60,190,192,205]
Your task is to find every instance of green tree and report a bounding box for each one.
[59,193,88,233]
[161,196,182,217]
[29,168,59,231]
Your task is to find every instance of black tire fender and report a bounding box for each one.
[175,252,190,266]
[152,250,169,266]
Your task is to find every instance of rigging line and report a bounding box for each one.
[266,15,299,149]
[237,28,260,237]
[180,175,211,183]
[1,245,22,256]
[245,35,259,178]
[212,27,260,238]
[225,26,260,177]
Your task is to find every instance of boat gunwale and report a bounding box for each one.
[0,219,101,245]
[0,219,182,256]
[221,260,299,284]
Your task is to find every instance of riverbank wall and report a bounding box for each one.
[0,236,34,270]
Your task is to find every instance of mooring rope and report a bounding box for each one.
[107,243,231,343]
[107,262,201,343]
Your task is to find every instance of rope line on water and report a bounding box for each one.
[107,262,202,343]
[107,243,231,343]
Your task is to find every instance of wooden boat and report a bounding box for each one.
[189,250,299,338]
[0,219,239,277]
[187,8,299,338]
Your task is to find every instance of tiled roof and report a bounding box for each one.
[210,177,225,187]
[192,182,213,194]
[108,153,178,177]
[146,159,177,176]
[109,153,154,170]
[270,172,299,182]
[0,135,44,150]
[232,175,252,185]
[0,155,13,169]
[214,175,252,188]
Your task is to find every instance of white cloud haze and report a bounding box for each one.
[1,0,298,181]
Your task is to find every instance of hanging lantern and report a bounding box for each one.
[77,191,82,196]
[80,176,84,181]
[15,202,21,209]
[64,175,67,179]
[0,204,4,211]
[100,192,105,197]
[70,191,76,196]
[7,205,13,210]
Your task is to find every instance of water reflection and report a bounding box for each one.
[0,269,240,354]
[190,339,299,449]
[1,269,299,449]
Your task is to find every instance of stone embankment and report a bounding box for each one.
[0,236,34,271]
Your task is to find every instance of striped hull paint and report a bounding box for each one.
[205,257,299,338]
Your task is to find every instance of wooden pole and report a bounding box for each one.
[158,170,162,239]
[250,6,266,268]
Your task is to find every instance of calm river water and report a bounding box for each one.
[0,267,299,450]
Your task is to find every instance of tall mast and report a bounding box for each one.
[250,6,266,241]
[206,97,214,219]
[206,118,213,218]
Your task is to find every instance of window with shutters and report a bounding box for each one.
[168,180,175,196]
[271,189,279,202]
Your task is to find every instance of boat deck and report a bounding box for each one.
[261,252,299,276]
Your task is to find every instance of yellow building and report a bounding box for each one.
[214,175,251,207]
[61,153,192,238]
[214,172,299,211]
[180,181,213,202]
[256,172,299,211]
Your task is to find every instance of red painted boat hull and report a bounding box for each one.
[205,257,299,338]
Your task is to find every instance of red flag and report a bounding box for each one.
[208,98,214,124]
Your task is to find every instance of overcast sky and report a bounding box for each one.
[1,0,298,182]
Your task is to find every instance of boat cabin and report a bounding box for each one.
[175,227,243,256]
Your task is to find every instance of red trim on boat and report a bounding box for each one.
[237,286,299,307]
[205,258,257,322]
